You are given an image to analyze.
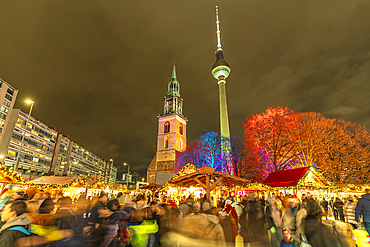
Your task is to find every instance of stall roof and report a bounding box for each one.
[263,166,331,188]
[27,176,88,189]
[155,174,174,186]
[168,166,250,188]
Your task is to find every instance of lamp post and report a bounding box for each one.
[14,100,34,172]
[124,162,130,189]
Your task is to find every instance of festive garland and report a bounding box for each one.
[27,176,87,189]
[0,162,25,184]
[160,163,198,191]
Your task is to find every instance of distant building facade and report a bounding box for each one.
[147,66,187,183]
[0,109,117,181]
[0,78,18,147]
[0,109,58,178]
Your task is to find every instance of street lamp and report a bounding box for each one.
[124,162,130,188]
[14,100,34,172]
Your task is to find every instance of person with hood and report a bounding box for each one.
[355,188,370,234]
[344,195,357,229]
[222,203,239,243]
[0,200,32,246]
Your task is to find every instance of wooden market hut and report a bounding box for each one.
[167,166,250,201]
[0,162,25,193]
[27,176,90,198]
[263,166,333,195]
[139,183,161,199]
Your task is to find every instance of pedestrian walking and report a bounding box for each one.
[355,188,370,234]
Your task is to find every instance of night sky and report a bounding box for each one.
[1,1,370,179]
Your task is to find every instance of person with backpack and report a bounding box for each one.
[0,200,32,246]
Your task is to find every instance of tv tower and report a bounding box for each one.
[211,6,233,174]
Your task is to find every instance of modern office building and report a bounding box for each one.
[0,109,117,181]
[0,78,18,147]
[0,109,58,179]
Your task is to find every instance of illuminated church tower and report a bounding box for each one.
[147,66,187,183]
[211,6,233,173]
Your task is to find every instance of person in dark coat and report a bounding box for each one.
[355,188,370,235]
[239,192,268,246]
[333,197,345,222]
[0,200,31,246]
[320,197,329,220]
[305,214,341,247]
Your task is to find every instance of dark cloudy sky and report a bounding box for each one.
[1,1,370,178]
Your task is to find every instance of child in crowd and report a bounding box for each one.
[280,228,299,247]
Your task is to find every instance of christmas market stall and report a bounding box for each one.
[139,183,162,200]
[27,176,90,199]
[0,162,26,194]
[166,165,250,202]
[222,183,274,198]
[263,166,334,198]
[105,183,127,195]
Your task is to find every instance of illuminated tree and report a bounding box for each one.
[244,106,300,174]
[175,131,223,172]
[175,132,246,175]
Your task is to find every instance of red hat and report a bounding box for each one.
[167,200,176,208]
[282,228,291,233]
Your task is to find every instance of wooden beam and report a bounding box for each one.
[193,177,207,190]
[210,176,224,191]
[206,175,210,201]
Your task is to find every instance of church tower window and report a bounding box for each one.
[179,123,183,135]
[165,139,169,149]
[164,121,170,133]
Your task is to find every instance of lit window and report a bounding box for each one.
[1,106,9,113]
[179,123,183,135]
[164,121,170,133]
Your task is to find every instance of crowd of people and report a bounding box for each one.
[0,188,369,247]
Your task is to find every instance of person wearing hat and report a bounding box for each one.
[344,195,357,229]
[280,228,299,247]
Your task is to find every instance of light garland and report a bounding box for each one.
[161,163,198,191]
[0,162,25,184]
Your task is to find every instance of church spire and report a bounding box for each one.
[164,65,183,116]
[171,64,177,80]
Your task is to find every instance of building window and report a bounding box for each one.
[5,94,12,101]
[7,88,14,95]
[165,139,169,149]
[0,113,7,120]
[179,123,183,135]
[1,106,9,114]
[0,120,4,127]
[3,99,11,107]
[164,121,170,133]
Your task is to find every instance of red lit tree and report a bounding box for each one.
[244,106,300,175]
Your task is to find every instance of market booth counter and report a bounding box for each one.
[166,165,250,201]
[263,166,335,199]
[224,183,274,198]
[27,176,90,199]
